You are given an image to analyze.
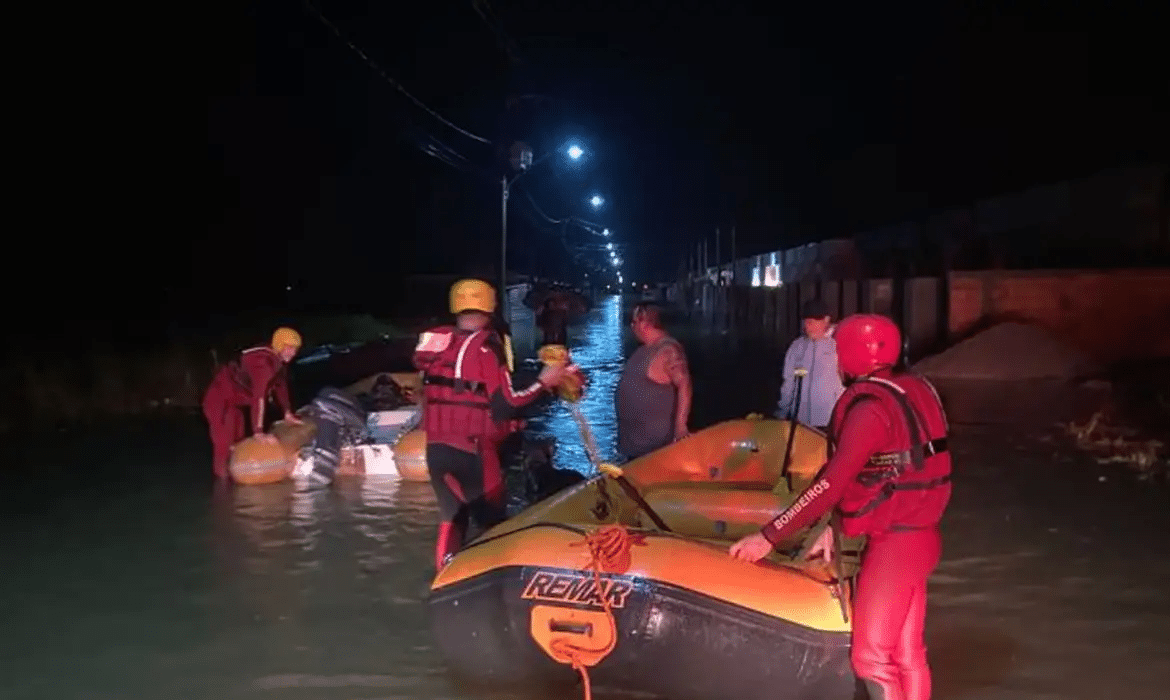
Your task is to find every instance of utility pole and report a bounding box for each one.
[731,224,737,277]
[500,175,509,319]
[715,227,721,282]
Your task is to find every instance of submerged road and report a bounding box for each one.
[2,295,1168,700]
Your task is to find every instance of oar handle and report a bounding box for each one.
[599,463,673,532]
[779,368,808,492]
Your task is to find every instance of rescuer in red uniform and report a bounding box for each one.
[730,313,952,700]
[414,279,567,569]
[201,327,304,479]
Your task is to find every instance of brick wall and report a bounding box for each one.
[949,269,1170,362]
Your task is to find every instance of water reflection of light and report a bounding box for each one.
[358,475,401,509]
[527,294,624,475]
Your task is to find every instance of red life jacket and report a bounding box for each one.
[208,346,284,406]
[420,328,498,444]
[828,373,952,538]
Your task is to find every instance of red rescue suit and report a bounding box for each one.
[413,326,547,568]
[760,372,952,700]
[201,347,292,478]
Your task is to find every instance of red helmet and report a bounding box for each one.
[835,314,902,377]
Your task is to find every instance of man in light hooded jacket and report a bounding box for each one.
[774,298,845,431]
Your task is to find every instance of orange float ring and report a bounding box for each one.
[393,428,430,482]
[228,436,295,485]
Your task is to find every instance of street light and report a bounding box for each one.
[603,228,610,237]
[590,195,604,208]
[501,142,587,317]
[606,242,613,250]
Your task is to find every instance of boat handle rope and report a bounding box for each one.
[565,402,617,518]
[565,401,669,531]
[552,524,642,700]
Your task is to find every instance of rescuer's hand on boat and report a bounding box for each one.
[729,532,774,563]
[805,526,834,562]
[283,412,303,425]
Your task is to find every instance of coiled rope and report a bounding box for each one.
[552,524,644,700]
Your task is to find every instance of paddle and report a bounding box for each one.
[779,367,808,493]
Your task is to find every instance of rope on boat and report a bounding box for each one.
[553,524,643,700]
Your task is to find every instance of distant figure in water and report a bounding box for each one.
[616,303,693,461]
[774,298,845,431]
[201,327,304,479]
[536,296,569,347]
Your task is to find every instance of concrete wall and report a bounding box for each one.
[684,268,1170,364]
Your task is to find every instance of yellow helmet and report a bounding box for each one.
[449,278,497,314]
[271,327,303,352]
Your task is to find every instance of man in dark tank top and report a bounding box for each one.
[616,303,693,460]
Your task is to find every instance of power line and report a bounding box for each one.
[518,185,567,226]
[304,0,493,145]
[515,185,616,272]
[470,0,523,66]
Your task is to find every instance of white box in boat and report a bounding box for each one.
[290,407,419,481]
[367,407,421,446]
[368,409,418,428]
[291,443,400,478]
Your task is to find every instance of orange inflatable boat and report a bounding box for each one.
[428,418,859,700]
[228,371,422,485]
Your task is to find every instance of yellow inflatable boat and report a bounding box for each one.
[428,418,858,700]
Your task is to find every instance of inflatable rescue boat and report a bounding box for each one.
[228,371,423,485]
[428,418,859,700]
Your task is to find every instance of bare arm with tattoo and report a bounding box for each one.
[660,341,692,439]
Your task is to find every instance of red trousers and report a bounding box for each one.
[427,438,506,570]
[851,527,941,700]
[202,378,247,479]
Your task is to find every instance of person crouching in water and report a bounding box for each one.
[775,298,845,431]
[201,327,304,479]
[413,278,568,569]
[730,314,952,700]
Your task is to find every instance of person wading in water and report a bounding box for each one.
[730,314,952,700]
[536,295,570,347]
[616,303,693,460]
[775,298,845,431]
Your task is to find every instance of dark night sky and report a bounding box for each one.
[48,0,1170,332]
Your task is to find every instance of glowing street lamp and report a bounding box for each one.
[590,195,604,208]
[602,229,610,237]
[606,242,613,250]
[567,144,584,160]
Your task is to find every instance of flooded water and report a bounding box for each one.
[3,295,1169,700]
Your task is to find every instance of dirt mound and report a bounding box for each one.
[913,322,1097,381]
